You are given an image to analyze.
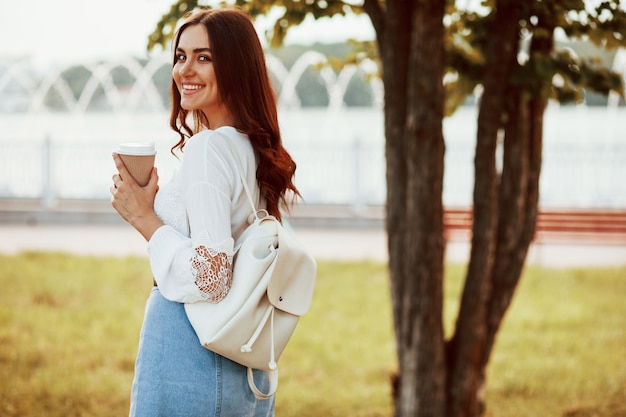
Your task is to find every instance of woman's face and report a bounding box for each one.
[173,24,229,125]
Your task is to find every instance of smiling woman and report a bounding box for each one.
[109,7,301,417]
[173,25,229,127]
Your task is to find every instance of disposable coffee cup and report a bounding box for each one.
[116,142,156,187]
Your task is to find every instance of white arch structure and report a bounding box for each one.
[0,56,170,114]
[1,53,383,115]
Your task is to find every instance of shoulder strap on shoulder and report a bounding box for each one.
[217,131,258,219]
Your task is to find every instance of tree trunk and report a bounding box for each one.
[400,0,447,415]
[379,0,447,416]
[446,1,523,416]
[379,0,412,363]
[478,12,554,410]
[482,91,545,369]
[369,0,553,415]
[448,3,553,417]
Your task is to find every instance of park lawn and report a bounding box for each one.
[0,251,624,417]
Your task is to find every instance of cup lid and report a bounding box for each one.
[116,142,156,156]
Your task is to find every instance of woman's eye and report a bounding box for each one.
[177,54,186,62]
[199,55,212,62]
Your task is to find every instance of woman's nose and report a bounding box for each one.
[179,60,194,76]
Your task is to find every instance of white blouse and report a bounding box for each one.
[147,126,262,303]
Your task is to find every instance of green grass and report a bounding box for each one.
[0,252,625,417]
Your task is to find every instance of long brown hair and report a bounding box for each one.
[169,7,299,220]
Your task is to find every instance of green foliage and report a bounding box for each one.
[447,0,626,110]
[238,0,357,48]
[551,49,623,104]
[148,0,201,52]
[147,0,362,51]
[1,252,625,416]
[563,0,626,49]
[146,1,626,114]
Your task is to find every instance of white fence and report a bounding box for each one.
[1,107,625,209]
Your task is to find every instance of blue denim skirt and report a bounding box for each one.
[129,287,275,417]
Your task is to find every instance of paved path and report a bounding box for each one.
[1,224,624,268]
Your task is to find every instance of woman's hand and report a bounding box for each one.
[110,153,164,241]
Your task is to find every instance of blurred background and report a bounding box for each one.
[1,0,625,254]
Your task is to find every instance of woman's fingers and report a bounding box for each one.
[111,173,121,188]
[146,167,159,190]
[112,152,138,186]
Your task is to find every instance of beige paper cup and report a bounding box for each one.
[116,143,156,187]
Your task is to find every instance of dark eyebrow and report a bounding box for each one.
[176,47,212,54]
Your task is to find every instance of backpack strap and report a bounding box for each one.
[221,130,280,400]
[247,367,279,400]
[221,132,259,221]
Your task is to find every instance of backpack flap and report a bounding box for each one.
[267,223,317,316]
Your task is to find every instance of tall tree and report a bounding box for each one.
[149,1,625,416]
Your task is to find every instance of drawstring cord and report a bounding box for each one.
[240,305,277,370]
[269,307,276,369]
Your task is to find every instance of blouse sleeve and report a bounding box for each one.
[147,131,238,303]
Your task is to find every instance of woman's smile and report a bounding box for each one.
[181,83,205,93]
[172,24,224,121]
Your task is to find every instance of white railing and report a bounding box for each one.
[1,127,625,209]
[2,54,625,210]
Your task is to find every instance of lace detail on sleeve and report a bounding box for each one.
[190,245,233,303]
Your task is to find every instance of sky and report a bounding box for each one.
[7,0,622,69]
[0,0,376,67]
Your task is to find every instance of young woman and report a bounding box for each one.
[110,7,298,417]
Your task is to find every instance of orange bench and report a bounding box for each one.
[444,208,626,244]
[535,209,626,243]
